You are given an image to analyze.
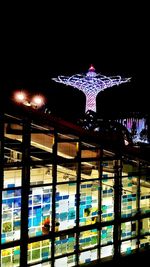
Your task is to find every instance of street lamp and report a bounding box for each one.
[13,90,45,109]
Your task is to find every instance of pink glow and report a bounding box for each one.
[89,64,95,72]
[52,66,131,112]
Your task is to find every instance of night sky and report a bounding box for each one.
[2,3,149,122]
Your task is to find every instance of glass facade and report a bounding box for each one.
[0,112,150,266]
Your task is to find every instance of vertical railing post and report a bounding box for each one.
[98,147,103,262]
[136,161,141,252]
[20,117,31,266]
[51,130,58,267]
[113,157,122,262]
[0,111,4,254]
[76,139,81,266]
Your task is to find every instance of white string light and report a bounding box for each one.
[52,65,131,112]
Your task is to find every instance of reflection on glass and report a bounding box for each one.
[30,166,53,185]
[80,182,99,226]
[140,218,150,235]
[55,255,76,267]
[1,190,21,243]
[101,226,113,245]
[4,121,23,165]
[81,161,99,180]
[28,240,51,264]
[30,124,54,162]
[101,179,114,222]
[101,245,113,259]
[4,168,22,188]
[28,187,52,237]
[57,142,78,159]
[56,184,76,230]
[121,221,137,240]
[1,246,20,267]
[121,177,137,218]
[121,239,137,255]
[139,236,150,251]
[79,249,98,265]
[55,234,76,256]
[33,262,51,267]
[140,183,150,214]
[102,161,115,178]
[79,229,98,250]
[57,163,77,183]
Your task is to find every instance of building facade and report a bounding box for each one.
[0,105,150,266]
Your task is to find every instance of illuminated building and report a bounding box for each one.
[0,102,149,267]
[117,117,149,144]
[52,65,131,113]
[52,67,150,145]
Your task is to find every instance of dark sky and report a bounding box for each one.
[2,3,149,121]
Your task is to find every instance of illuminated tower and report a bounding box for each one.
[52,65,131,113]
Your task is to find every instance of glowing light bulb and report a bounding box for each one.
[14,92,26,103]
[32,95,44,108]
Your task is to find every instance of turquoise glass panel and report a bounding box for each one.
[28,239,51,264]
[55,234,76,256]
[28,187,52,237]
[79,229,98,250]
[80,182,99,226]
[55,184,76,230]
[121,239,137,255]
[101,225,113,245]
[1,189,21,243]
[101,179,114,221]
[121,177,137,218]
[1,246,20,267]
